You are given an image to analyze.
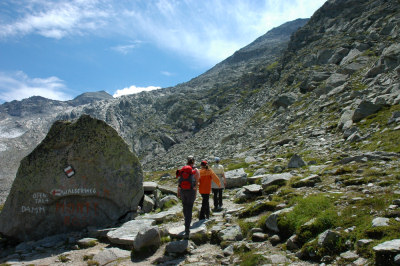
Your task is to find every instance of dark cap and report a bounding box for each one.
[201,160,208,166]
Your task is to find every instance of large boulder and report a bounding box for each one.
[0,115,143,241]
[225,168,248,188]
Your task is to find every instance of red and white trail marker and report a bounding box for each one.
[64,166,75,178]
[51,189,61,196]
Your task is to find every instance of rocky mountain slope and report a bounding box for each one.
[1,0,400,264]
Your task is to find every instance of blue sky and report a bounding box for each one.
[0,0,326,103]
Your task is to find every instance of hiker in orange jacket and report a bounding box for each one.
[198,160,221,220]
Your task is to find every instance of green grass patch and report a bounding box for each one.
[238,201,277,218]
[238,219,256,238]
[83,254,94,261]
[226,161,250,171]
[58,254,70,263]
[239,251,267,266]
[356,104,400,153]
[277,194,338,240]
[86,260,100,266]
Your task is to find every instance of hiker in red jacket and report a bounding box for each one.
[177,156,199,237]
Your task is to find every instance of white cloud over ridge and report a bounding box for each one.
[1,0,327,65]
[113,85,161,98]
[0,71,72,102]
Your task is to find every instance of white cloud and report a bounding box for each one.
[0,71,72,102]
[0,0,110,39]
[113,85,161,98]
[110,41,142,55]
[0,0,327,65]
[161,71,174,77]
[117,0,327,66]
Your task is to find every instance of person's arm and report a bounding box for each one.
[210,169,221,187]
[194,168,200,196]
[223,172,227,186]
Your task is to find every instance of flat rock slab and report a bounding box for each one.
[92,247,131,265]
[261,173,293,188]
[243,184,263,193]
[107,219,155,246]
[136,205,181,223]
[143,182,158,192]
[168,220,207,239]
[372,217,390,227]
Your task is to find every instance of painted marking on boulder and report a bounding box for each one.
[21,206,46,215]
[32,192,49,204]
[51,188,96,196]
[64,165,75,178]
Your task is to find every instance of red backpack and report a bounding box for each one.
[177,165,196,190]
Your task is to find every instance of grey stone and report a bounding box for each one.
[223,245,234,256]
[143,181,158,192]
[340,250,359,261]
[107,219,155,246]
[326,73,348,88]
[389,111,400,124]
[165,240,195,255]
[253,168,267,176]
[341,49,362,65]
[35,234,68,248]
[266,254,288,264]
[338,107,354,130]
[288,154,306,168]
[393,199,400,206]
[242,184,263,194]
[273,93,297,108]
[0,115,143,241]
[329,47,350,64]
[269,234,281,245]
[77,237,98,248]
[318,230,341,248]
[225,168,248,188]
[92,247,131,265]
[261,173,293,189]
[168,219,207,239]
[218,225,243,241]
[343,126,358,139]
[373,239,400,266]
[87,227,116,239]
[158,195,179,209]
[292,174,321,188]
[382,43,400,70]
[347,132,362,143]
[352,100,382,122]
[133,225,160,250]
[394,254,400,265]
[372,217,390,227]
[286,235,299,251]
[252,232,268,242]
[357,239,374,248]
[142,195,155,213]
[265,208,293,233]
[158,186,177,196]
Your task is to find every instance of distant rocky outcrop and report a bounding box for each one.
[69,91,114,106]
[0,115,143,241]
